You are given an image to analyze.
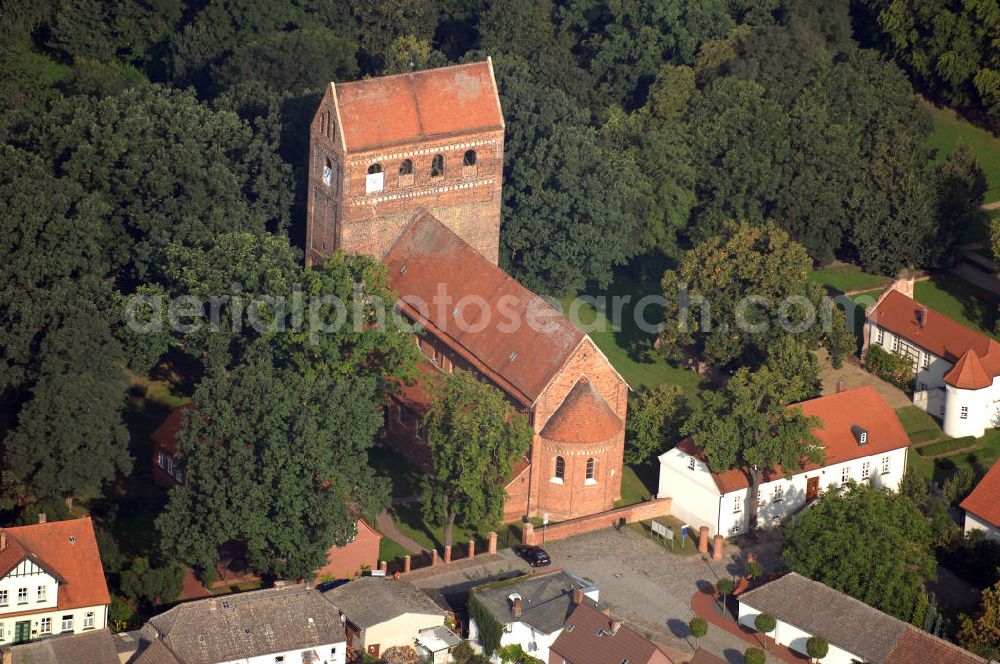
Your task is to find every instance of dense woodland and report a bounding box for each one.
[0,0,997,652]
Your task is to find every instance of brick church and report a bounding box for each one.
[306,60,628,522]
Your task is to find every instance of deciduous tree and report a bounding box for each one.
[682,366,823,528]
[421,371,533,548]
[782,482,937,619]
[625,384,689,465]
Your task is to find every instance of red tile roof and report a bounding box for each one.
[0,517,110,614]
[944,348,993,389]
[886,624,987,664]
[870,290,1000,385]
[961,460,1000,528]
[150,402,195,456]
[541,377,623,443]
[677,386,909,493]
[550,601,671,664]
[384,210,586,406]
[333,61,504,152]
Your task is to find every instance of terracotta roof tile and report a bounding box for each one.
[689,649,727,664]
[333,61,503,152]
[885,626,987,664]
[944,348,993,389]
[0,517,110,613]
[870,290,1000,381]
[384,210,585,405]
[150,403,195,456]
[540,377,623,443]
[550,601,670,664]
[960,460,1000,528]
[676,387,909,493]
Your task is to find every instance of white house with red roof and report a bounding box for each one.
[657,386,910,536]
[960,461,1000,541]
[0,517,109,646]
[865,278,1000,438]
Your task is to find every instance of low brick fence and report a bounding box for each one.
[521,498,672,546]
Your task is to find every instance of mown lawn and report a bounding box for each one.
[388,503,521,551]
[808,264,890,294]
[615,463,657,507]
[925,102,1000,202]
[909,429,1000,486]
[377,536,412,563]
[913,277,998,340]
[560,264,707,402]
[896,406,946,445]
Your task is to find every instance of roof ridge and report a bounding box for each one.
[334,60,490,88]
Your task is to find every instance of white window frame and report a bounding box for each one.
[83,611,95,629]
[881,456,891,475]
[841,466,850,484]
[687,456,696,471]
[37,585,46,602]
[772,486,784,503]
[40,617,51,634]
[961,406,969,420]
[0,589,8,606]
[922,352,929,369]
[17,587,27,605]
[61,615,73,632]
[876,327,884,344]
[861,461,871,480]
[733,494,742,513]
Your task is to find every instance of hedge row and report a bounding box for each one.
[915,436,978,457]
[910,429,943,444]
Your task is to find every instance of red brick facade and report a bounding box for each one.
[313,63,629,524]
[306,61,504,266]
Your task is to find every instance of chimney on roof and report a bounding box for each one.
[571,589,584,606]
[891,273,915,299]
[38,512,46,524]
[610,621,622,636]
[512,597,522,618]
[600,606,611,617]
[916,305,928,328]
[836,380,846,394]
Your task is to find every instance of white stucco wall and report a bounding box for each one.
[964,511,1000,542]
[0,603,107,645]
[657,447,723,533]
[870,324,1000,437]
[220,640,346,664]
[362,613,444,654]
[0,563,60,617]
[737,603,863,664]
[662,445,908,536]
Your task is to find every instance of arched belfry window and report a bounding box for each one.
[323,158,333,186]
[366,163,384,193]
[554,456,565,481]
[431,154,445,177]
[463,149,477,166]
[399,159,413,175]
[586,457,596,481]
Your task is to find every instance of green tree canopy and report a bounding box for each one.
[782,482,937,619]
[658,221,851,368]
[682,365,823,528]
[156,352,390,579]
[625,384,689,465]
[958,574,1000,660]
[421,370,534,548]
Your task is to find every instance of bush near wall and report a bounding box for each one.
[915,436,978,457]
[865,345,915,389]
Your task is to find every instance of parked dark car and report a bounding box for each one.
[514,545,551,567]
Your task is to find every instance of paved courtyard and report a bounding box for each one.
[409,526,784,664]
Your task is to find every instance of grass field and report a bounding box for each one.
[378,536,412,563]
[561,265,707,402]
[615,463,657,507]
[388,503,521,551]
[808,264,890,294]
[925,102,1000,203]
[896,406,946,445]
[913,277,998,340]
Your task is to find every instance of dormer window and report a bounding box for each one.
[323,158,333,186]
[431,154,445,177]
[366,163,384,193]
[851,424,868,446]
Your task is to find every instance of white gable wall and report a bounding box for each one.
[656,447,723,534]
[0,560,59,616]
[220,640,347,664]
[737,602,864,664]
[964,511,1000,542]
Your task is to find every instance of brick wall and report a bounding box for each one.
[306,86,504,266]
[521,498,672,546]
